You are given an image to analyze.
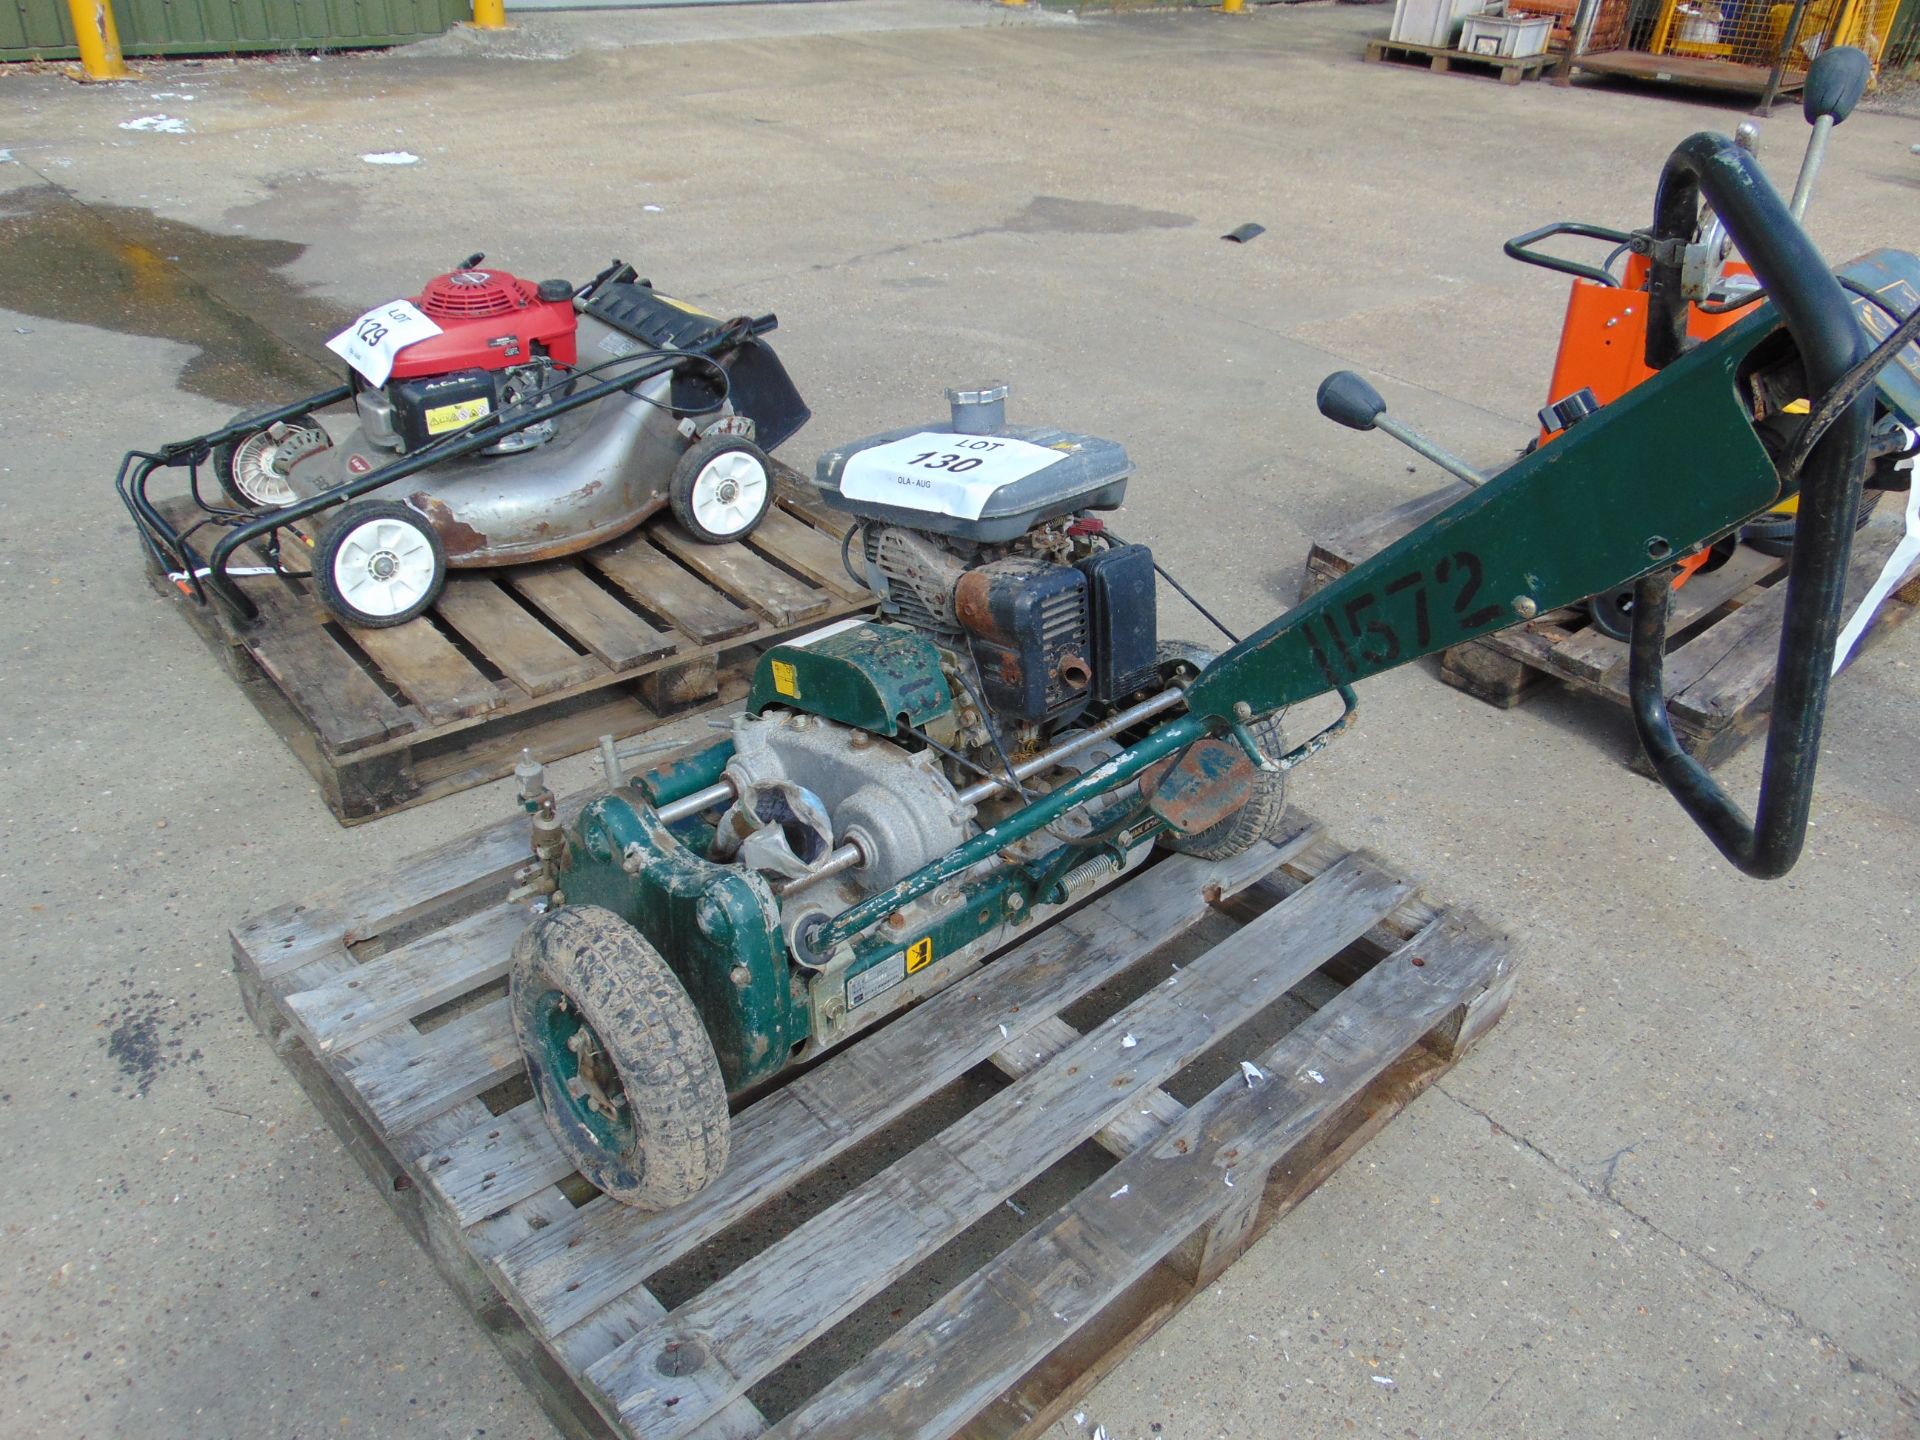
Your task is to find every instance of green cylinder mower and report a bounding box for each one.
[506,133,1920,1210]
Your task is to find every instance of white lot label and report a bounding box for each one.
[845,952,907,1010]
[839,432,1067,520]
[326,299,444,387]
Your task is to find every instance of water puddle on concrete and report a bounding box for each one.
[0,186,352,406]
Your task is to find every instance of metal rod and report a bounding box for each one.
[707,689,1192,902]
[816,712,1208,952]
[655,779,736,826]
[1569,0,1601,55]
[1788,115,1834,220]
[1376,415,1487,488]
[954,688,1189,806]
[774,840,867,897]
[1755,0,1812,118]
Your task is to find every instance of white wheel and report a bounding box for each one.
[670,436,774,543]
[314,501,447,628]
[215,411,330,511]
[229,429,300,507]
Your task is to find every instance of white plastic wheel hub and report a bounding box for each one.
[332,515,437,619]
[690,448,768,538]
[230,428,306,507]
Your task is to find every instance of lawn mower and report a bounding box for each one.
[1503,45,1916,636]
[505,131,1920,1210]
[117,258,809,628]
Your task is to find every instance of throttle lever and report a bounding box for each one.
[1316,371,1488,488]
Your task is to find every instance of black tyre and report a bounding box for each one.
[213,407,330,511]
[1741,490,1881,558]
[1586,583,1638,641]
[313,500,447,628]
[1150,642,1291,861]
[670,435,774,543]
[511,906,731,1209]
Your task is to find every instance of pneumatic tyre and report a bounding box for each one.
[1150,641,1291,862]
[670,435,774,543]
[313,500,447,628]
[510,905,731,1210]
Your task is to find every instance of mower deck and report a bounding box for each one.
[233,783,1513,1440]
[1306,483,1920,770]
[145,465,871,822]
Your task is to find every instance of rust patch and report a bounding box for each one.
[953,570,1004,640]
[1142,736,1257,837]
[411,493,491,560]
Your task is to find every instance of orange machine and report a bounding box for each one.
[1500,46,1880,638]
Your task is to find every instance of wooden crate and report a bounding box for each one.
[1304,484,1920,768]
[148,463,872,823]
[1364,35,1558,85]
[233,797,1514,1440]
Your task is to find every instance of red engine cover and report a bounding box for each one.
[387,267,579,379]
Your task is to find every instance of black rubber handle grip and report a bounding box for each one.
[1803,45,1870,126]
[1316,371,1386,431]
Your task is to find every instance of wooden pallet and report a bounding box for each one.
[1305,483,1920,768]
[1560,48,1803,97]
[233,793,1514,1440]
[148,463,871,823]
[1365,36,1557,85]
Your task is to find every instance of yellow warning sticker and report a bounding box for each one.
[425,397,492,435]
[771,659,800,698]
[905,936,934,975]
[655,292,714,318]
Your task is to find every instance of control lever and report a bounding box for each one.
[1789,45,1871,220]
[1315,371,1489,488]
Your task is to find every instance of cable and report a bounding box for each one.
[1784,302,1920,486]
[1102,527,1240,645]
[840,523,866,590]
[956,634,1034,803]
[899,721,999,786]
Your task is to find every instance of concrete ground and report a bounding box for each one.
[1,3,1916,1436]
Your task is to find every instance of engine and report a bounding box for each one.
[716,387,1165,906]
[827,385,1158,759]
[352,262,580,456]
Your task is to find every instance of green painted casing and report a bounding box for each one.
[560,792,802,1094]
[1839,249,1920,428]
[1187,304,1786,725]
[747,623,954,736]
[627,737,734,809]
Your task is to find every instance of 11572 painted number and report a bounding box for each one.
[1303,550,1507,682]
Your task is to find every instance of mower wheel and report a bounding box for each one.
[314,500,447,628]
[1741,490,1880,559]
[671,435,773,544]
[214,408,330,511]
[1151,642,1291,862]
[510,905,731,1210]
[1586,584,1639,642]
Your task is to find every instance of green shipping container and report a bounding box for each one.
[2,0,472,62]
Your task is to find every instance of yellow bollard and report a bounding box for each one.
[67,0,133,82]
[1222,0,1247,12]
[472,0,508,28]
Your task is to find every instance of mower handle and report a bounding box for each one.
[1633,131,1872,879]
[1502,221,1636,288]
